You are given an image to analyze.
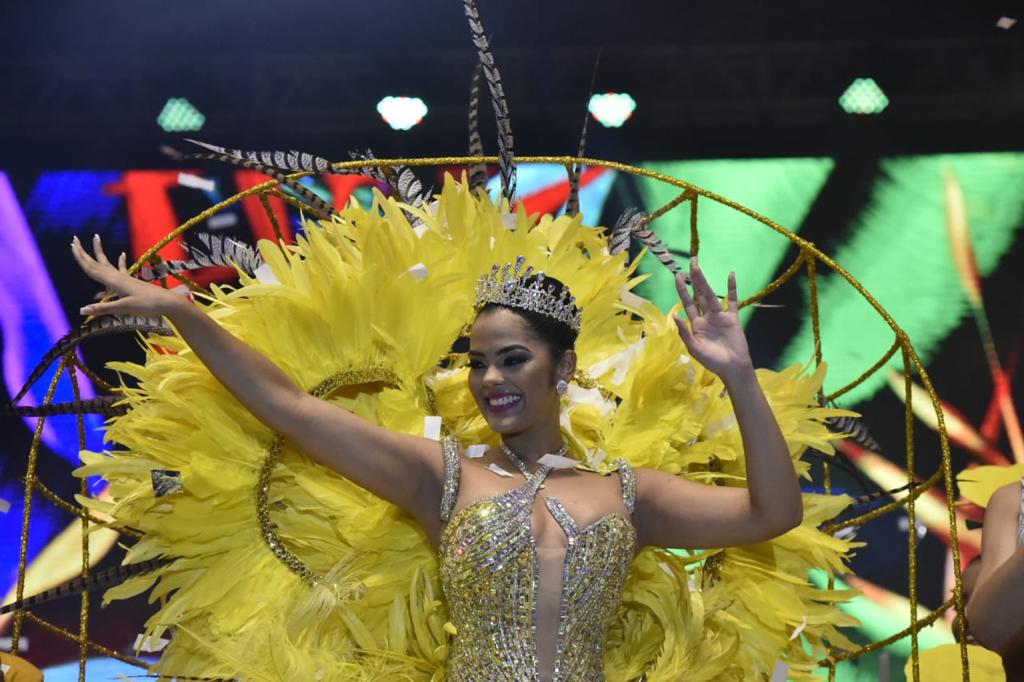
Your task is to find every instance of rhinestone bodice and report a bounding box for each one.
[438,439,637,682]
[1017,477,1023,547]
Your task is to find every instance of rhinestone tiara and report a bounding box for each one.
[474,256,582,332]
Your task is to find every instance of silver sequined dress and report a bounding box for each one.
[1017,477,1023,548]
[438,438,637,682]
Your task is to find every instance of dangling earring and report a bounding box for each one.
[556,379,569,396]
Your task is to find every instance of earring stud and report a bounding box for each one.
[556,379,568,396]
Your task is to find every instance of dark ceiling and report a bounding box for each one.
[1,0,1022,167]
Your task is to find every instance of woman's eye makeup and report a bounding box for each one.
[466,354,530,369]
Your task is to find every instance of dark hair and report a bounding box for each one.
[477,274,579,358]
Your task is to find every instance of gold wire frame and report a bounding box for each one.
[6,156,969,681]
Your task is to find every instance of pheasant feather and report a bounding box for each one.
[463,0,516,201]
[12,315,173,406]
[467,63,489,191]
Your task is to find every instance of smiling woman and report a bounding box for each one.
[8,0,867,677]
[59,174,857,681]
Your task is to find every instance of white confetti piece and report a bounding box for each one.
[177,172,215,192]
[413,223,429,238]
[769,661,789,682]
[587,337,647,386]
[704,414,737,438]
[253,262,279,285]
[833,526,857,540]
[423,416,442,441]
[537,453,578,469]
[407,262,429,281]
[207,213,239,230]
[789,615,808,640]
[588,449,608,467]
[619,284,647,310]
[487,463,515,478]
[465,444,488,459]
[134,633,170,652]
[0,636,25,650]
[500,213,517,229]
[314,671,326,681]
[997,16,1017,29]
[0,498,10,514]
[658,562,674,577]
[1,663,10,674]
[489,236,496,249]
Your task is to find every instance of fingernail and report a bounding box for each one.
[79,306,93,315]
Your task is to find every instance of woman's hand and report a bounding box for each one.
[672,257,753,383]
[71,234,185,318]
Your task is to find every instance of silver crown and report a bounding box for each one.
[474,256,582,332]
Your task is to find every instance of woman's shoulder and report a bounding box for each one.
[988,478,1023,511]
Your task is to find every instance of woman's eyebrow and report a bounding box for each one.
[467,345,531,357]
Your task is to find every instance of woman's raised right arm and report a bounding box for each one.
[71,235,446,531]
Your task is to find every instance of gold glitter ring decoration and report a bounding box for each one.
[256,367,402,585]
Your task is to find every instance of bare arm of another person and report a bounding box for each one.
[634,259,804,550]
[71,235,445,533]
[965,480,1024,655]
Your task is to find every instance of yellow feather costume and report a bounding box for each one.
[77,176,859,680]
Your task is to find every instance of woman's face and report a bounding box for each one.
[467,307,572,435]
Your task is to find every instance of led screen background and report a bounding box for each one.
[0,155,1020,679]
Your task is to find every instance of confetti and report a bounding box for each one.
[789,615,808,640]
[207,213,239,230]
[254,262,280,285]
[997,16,1017,29]
[465,444,488,459]
[177,173,216,192]
[413,224,429,238]
[658,561,674,577]
[407,262,429,281]
[487,463,515,478]
[769,661,789,682]
[833,526,857,540]
[0,498,10,514]
[423,416,442,441]
[1,663,10,674]
[133,633,170,652]
[537,453,578,469]
[0,636,25,650]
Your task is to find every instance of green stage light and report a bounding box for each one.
[157,97,206,133]
[839,78,889,115]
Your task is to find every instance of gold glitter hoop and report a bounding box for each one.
[10,155,965,681]
[257,367,402,585]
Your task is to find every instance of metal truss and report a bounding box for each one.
[1,36,1023,162]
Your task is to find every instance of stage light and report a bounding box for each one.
[157,97,206,132]
[838,78,889,115]
[588,93,636,128]
[377,96,428,130]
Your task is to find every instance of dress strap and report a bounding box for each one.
[440,437,461,523]
[1017,477,1024,548]
[615,459,637,515]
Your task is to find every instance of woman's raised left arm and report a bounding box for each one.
[634,259,802,550]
